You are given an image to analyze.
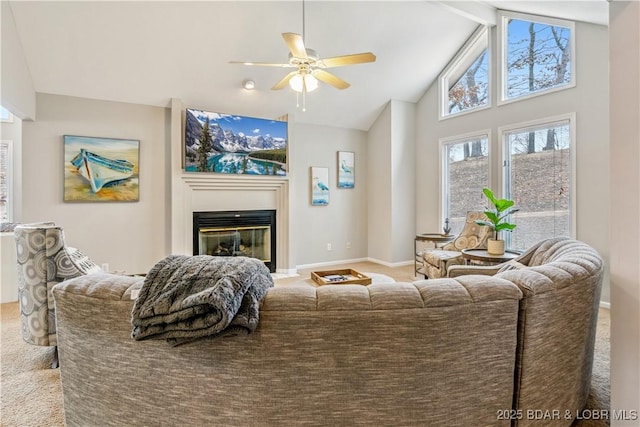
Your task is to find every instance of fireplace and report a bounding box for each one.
[193,210,276,272]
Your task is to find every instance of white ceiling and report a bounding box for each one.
[7,1,608,131]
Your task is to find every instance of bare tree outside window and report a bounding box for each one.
[448,50,489,114]
[504,120,571,251]
[506,18,572,99]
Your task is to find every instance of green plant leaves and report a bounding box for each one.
[484,211,500,224]
[479,187,518,236]
[495,223,517,232]
[482,187,514,213]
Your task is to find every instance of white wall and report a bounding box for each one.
[367,100,417,265]
[292,122,368,267]
[609,1,640,423]
[21,93,170,275]
[367,103,393,262]
[416,21,611,302]
[16,94,369,274]
[390,100,416,263]
[0,2,36,120]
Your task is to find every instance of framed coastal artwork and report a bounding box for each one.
[337,151,355,188]
[184,108,288,176]
[310,167,329,206]
[64,135,140,202]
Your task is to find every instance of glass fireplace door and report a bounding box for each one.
[198,225,271,264]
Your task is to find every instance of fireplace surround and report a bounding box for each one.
[193,210,276,272]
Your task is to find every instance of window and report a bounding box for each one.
[0,106,12,123]
[0,140,12,222]
[499,11,575,103]
[441,132,490,235]
[440,27,490,119]
[1,106,15,222]
[501,114,575,251]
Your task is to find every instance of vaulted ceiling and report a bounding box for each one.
[6,1,608,130]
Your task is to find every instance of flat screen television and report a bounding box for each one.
[184,108,288,176]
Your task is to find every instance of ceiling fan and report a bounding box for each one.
[230,32,376,93]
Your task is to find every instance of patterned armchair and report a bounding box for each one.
[14,224,101,366]
[418,211,492,279]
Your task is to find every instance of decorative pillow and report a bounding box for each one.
[497,260,527,273]
[67,247,102,274]
[0,222,20,232]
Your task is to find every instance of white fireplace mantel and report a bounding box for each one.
[169,99,293,273]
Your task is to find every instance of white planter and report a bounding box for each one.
[487,239,505,255]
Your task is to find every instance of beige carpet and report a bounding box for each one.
[0,263,609,426]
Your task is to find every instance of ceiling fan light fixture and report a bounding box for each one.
[289,73,318,93]
[242,79,255,90]
[289,74,304,92]
[304,74,318,92]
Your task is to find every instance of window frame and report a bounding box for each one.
[497,10,576,106]
[498,112,577,249]
[439,129,492,229]
[0,140,13,222]
[439,26,491,121]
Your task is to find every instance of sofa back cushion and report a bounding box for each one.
[54,273,522,426]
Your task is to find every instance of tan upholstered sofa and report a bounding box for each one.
[52,237,602,427]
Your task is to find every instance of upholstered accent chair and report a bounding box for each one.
[418,211,492,279]
[14,224,101,367]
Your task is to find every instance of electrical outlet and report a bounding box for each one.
[327,243,332,251]
[101,263,109,272]
[346,241,352,249]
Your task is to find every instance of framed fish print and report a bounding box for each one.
[310,167,329,206]
[337,151,355,188]
[64,135,140,202]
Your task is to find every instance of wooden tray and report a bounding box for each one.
[311,269,372,286]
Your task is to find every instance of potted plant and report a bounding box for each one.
[475,187,519,255]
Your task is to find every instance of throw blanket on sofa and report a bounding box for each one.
[131,255,274,346]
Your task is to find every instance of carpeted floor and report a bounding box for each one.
[0,262,610,426]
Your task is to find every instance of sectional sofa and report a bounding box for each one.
[52,237,602,426]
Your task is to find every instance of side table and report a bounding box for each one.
[414,233,455,277]
[461,249,519,266]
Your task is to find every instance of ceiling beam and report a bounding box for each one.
[434,1,497,26]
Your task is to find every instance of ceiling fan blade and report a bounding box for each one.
[229,61,292,68]
[271,71,299,90]
[313,69,350,90]
[282,33,307,59]
[320,52,376,68]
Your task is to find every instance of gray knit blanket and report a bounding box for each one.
[131,255,274,346]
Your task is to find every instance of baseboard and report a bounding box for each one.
[366,258,414,268]
[272,271,299,280]
[275,268,298,276]
[599,301,610,310]
[296,257,369,271]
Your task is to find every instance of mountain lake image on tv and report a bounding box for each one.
[184,108,288,176]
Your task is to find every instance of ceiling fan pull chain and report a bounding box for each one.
[302,88,306,112]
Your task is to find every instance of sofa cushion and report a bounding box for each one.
[423,250,463,267]
[497,260,527,273]
[495,238,604,427]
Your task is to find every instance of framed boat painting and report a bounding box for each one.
[310,167,329,206]
[64,135,140,202]
[337,151,355,188]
